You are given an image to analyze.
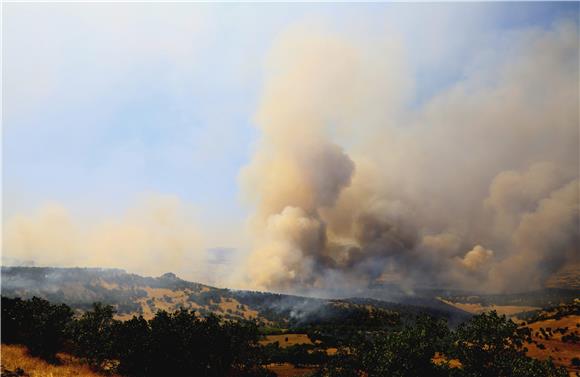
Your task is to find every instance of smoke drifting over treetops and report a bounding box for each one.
[241,21,579,294]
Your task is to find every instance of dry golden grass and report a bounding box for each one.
[523,315,580,376]
[325,348,338,356]
[525,315,580,341]
[439,299,539,316]
[260,334,314,348]
[1,344,118,377]
[217,297,261,320]
[135,287,203,319]
[432,353,462,368]
[113,287,260,322]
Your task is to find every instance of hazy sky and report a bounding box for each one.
[3,2,578,289]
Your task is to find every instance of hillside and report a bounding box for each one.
[440,288,580,309]
[518,302,580,376]
[0,266,470,327]
[2,267,578,377]
[1,266,262,322]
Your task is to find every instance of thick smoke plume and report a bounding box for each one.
[242,21,579,294]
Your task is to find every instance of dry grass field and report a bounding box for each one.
[0,343,318,377]
[260,334,314,348]
[523,315,580,376]
[439,298,539,317]
[1,344,118,377]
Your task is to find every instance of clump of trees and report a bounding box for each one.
[313,311,568,377]
[1,296,571,377]
[449,311,563,377]
[2,296,73,361]
[1,296,273,377]
[314,315,453,377]
[562,331,580,344]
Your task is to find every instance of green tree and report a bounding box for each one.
[112,315,151,376]
[69,302,117,369]
[315,315,451,377]
[450,311,567,377]
[1,296,73,361]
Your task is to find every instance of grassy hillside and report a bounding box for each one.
[0,266,470,328]
[441,288,579,308]
[518,302,580,376]
[1,266,262,321]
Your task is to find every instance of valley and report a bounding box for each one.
[2,266,578,376]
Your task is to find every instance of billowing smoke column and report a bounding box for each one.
[242,22,579,294]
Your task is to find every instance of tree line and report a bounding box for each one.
[1,296,570,377]
[1,296,273,377]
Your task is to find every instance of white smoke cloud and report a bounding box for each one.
[459,245,494,271]
[241,19,579,293]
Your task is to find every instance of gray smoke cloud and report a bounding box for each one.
[241,20,579,294]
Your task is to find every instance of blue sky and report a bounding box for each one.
[3,2,579,256]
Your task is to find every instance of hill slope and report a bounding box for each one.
[1,266,471,327]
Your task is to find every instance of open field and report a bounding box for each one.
[439,298,539,316]
[260,334,314,348]
[260,333,338,356]
[1,344,118,377]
